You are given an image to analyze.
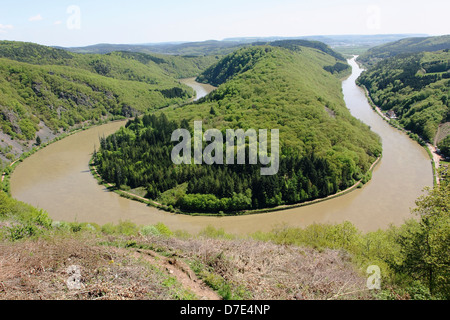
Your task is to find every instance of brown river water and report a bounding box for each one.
[179,77,216,102]
[10,58,433,235]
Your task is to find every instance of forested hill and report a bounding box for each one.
[63,40,248,56]
[0,41,216,80]
[197,40,350,86]
[0,41,215,163]
[95,44,382,214]
[357,50,450,142]
[357,35,450,68]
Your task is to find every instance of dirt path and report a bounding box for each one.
[1,159,19,183]
[427,143,442,185]
[119,247,221,300]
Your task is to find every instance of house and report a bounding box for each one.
[386,110,397,119]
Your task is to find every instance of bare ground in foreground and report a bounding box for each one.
[0,234,375,300]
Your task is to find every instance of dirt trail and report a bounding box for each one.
[427,143,442,185]
[118,247,221,300]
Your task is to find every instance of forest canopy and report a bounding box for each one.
[0,41,217,149]
[95,44,382,214]
[357,50,450,142]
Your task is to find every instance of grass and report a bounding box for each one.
[1,186,446,300]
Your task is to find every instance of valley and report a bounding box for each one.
[0,23,448,301]
[9,56,432,234]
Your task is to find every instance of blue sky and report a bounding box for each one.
[0,0,449,47]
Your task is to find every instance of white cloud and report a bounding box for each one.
[29,14,43,22]
[54,20,62,25]
[0,24,13,34]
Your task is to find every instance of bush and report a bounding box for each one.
[140,222,173,237]
[140,225,160,236]
[101,220,138,236]
[154,222,173,237]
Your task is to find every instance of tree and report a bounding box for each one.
[438,135,450,158]
[394,172,450,298]
[35,136,41,146]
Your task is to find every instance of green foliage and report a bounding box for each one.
[251,176,449,300]
[197,47,270,86]
[96,45,381,213]
[0,191,53,240]
[0,41,74,64]
[154,222,174,237]
[323,62,351,75]
[188,257,250,300]
[111,51,220,78]
[438,135,450,157]
[198,225,235,239]
[268,39,347,62]
[100,220,139,236]
[253,221,360,251]
[357,50,450,141]
[0,192,52,228]
[391,177,450,298]
[0,41,201,143]
[140,222,174,237]
[6,224,39,241]
[66,40,247,56]
[357,35,450,68]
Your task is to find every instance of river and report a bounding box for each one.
[179,78,216,101]
[10,60,433,235]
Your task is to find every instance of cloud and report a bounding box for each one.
[0,24,13,34]
[54,20,62,25]
[29,14,43,22]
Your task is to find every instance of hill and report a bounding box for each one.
[63,40,248,56]
[196,40,349,87]
[0,40,216,81]
[0,191,375,300]
[1,174,449,300]
[0,41,219,163]
[357,35,450,68]
[61,34,427,57]
[95,44,381,213]
[109,51,220,79]
[357,50,450,142]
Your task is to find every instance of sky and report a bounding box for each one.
[0,0,449,47]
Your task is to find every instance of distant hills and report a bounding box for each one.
[61,34,427,56]
[357,35,450,67]
[58,40,248,56]
[224,34,428,46]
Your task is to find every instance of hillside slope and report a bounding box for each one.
[357,35,450,68]
[0,191,375,301]
[2,176,449,300]
[62,40,248,56]
[95,44,381,213]
[0,41,204,163]
[357,50,450,142]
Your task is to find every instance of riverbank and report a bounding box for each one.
[358,83,439,186]
[90,154,381,217]
[0,118,129,195]
[9,60,433,234]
